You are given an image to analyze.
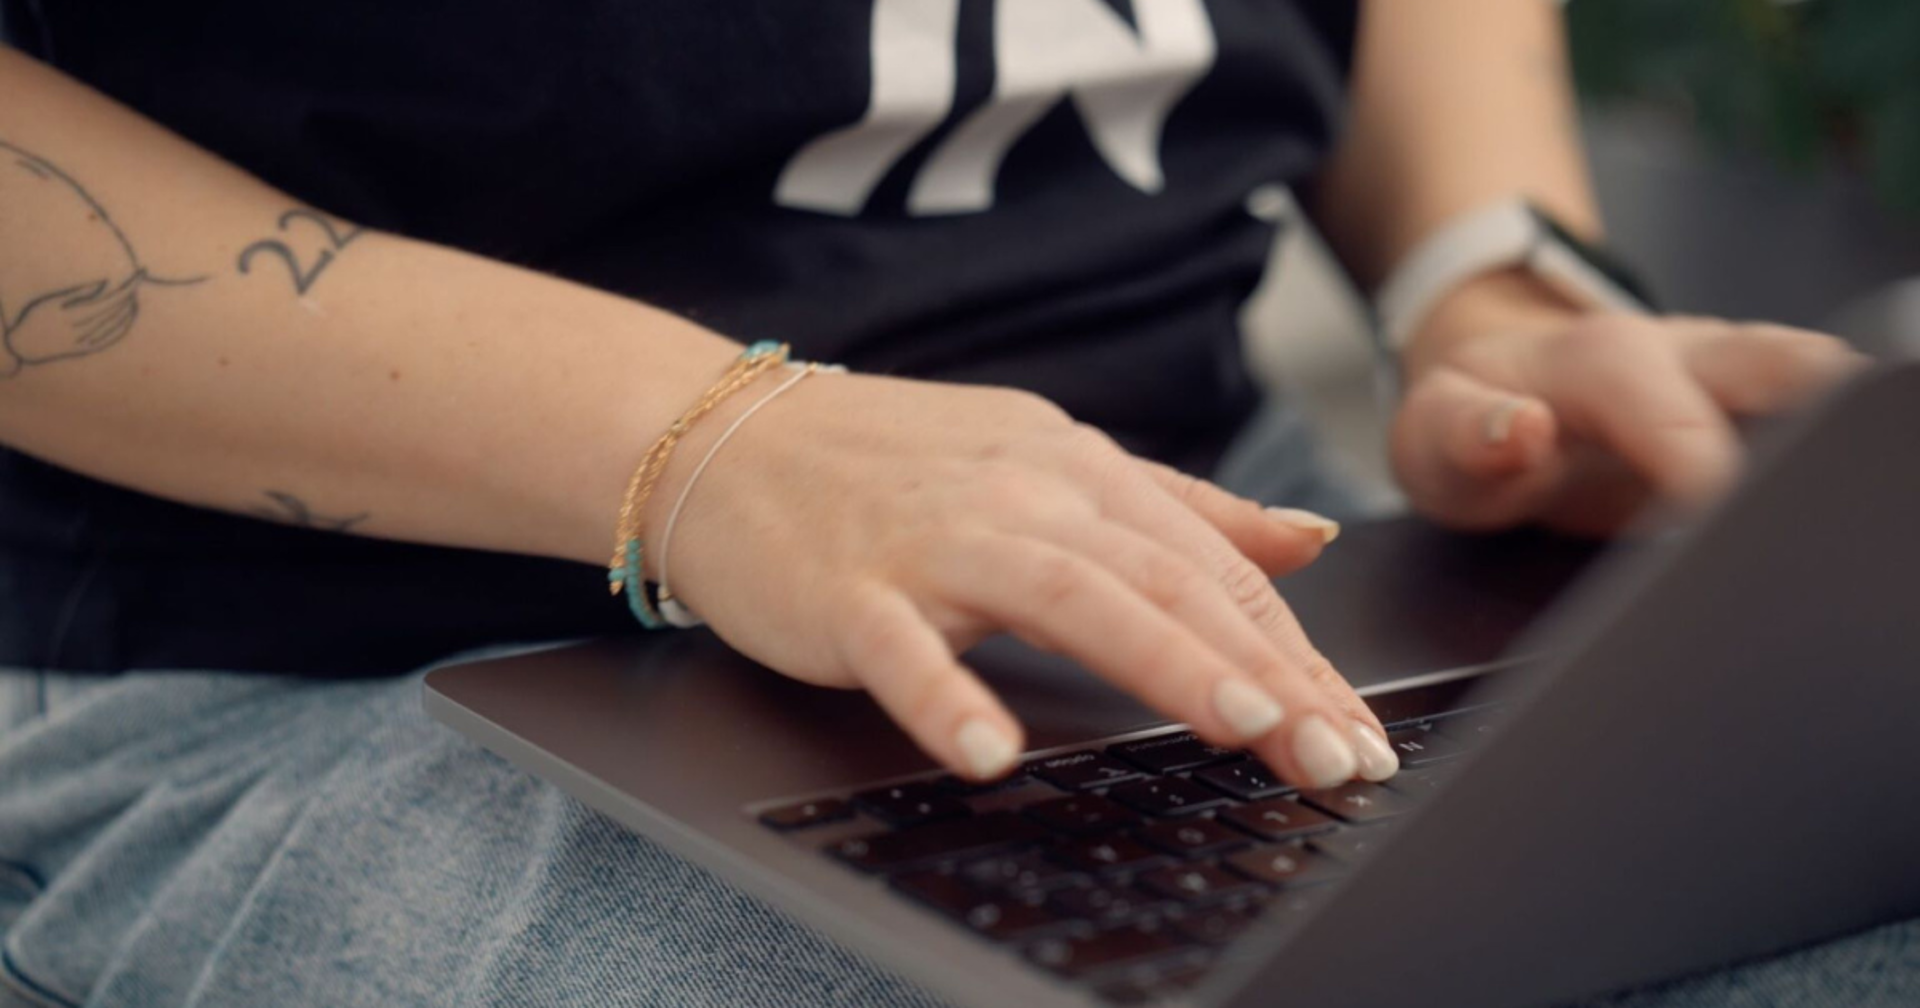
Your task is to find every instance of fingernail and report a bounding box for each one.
[1349,720,1400,782]
[1213,679,1285,740]
[955,718,1018,780]
[1266,507,1341,545]
[1483,398,1526,446]
[1292,715,1359,788]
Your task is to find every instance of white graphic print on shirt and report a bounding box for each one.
[776,0,1216,216]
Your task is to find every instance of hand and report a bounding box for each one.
[1392,271,1868,534]
[649,371,1400,787]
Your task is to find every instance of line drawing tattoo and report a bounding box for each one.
[248,490,371,533]
[236,209,364,296]
[0,140,207,378]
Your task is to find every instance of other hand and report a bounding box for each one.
[1393,271,1868,534]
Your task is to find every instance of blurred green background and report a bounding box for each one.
[1568,0,1920,217]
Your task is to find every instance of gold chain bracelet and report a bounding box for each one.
[607,340,790,627]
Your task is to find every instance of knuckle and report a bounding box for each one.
[969,464,1036,510]
[1152,461,1200,496]
[835,591,909,669]
[1062,420,1121,454]
[1133,624,1197,685]
[1558,315,1677,369]
[1297,651,1344,690]
[1133,549,1207,610]
[903,671,963,732]
[1556,315,1626,352]
[1024,550,1088,609]
[988,386,1074,427]
[1216,558,1283,629]
[971,471,1090,530]
[1054,423,1132,482]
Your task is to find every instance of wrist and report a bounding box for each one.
[634,354,799,578]
[1398,267,1588,384]
[546,320,747,568]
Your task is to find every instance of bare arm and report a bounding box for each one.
[0,46,743,566]
[0,45,1399,790]
[1314,0,1600,286]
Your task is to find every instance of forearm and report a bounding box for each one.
[1313,0,1601,289]
[0,47,741,566]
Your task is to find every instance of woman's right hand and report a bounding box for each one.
[648,371,1400,789]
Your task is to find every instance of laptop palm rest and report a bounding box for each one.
[423,520,1593,817]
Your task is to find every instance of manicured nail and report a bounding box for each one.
[955,718,1018,779]
[1266,507,1341,545]
[1213,679,1285,740]
[1292,715,1359,788]
[1483,398,1526,446]
[1350,720,1400,782]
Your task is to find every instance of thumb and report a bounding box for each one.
[1392,367,1562,529]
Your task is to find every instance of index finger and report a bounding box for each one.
[1539,331,1742,508]
[1087,468,1397,781]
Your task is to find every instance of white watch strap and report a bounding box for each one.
[1374,198,1649,351]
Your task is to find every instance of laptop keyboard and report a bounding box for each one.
[754,677,1499,1005]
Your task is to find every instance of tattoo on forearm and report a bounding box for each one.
[248,489,371,532]
[237,209,364,296]
[0,140,207,378]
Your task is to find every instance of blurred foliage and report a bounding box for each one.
[1566,0,1920,215]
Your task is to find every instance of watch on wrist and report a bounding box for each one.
[1372,198,1660,351]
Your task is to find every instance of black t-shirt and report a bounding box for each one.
[0,0,1355,674]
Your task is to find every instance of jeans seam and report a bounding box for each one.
[0,859,43,896]
[0,946,77,1008]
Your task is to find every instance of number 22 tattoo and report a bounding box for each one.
[236,209,364,295]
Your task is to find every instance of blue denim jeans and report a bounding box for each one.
[4,404,1917,1007]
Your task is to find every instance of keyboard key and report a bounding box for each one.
[1137,817,1251,859]
[832,811,1049,873]
[1193,760,1292,801]
[891,870,1064,941]
[1029,751,1145,791]
[959,851,1084,893]
[1222,844,1344,888]
[1433,710,1504,747]
[962,778,1066,815]
[1027,920,1195,979]
[758,798,853,831]
[1108,732,1240,774]
[1218,798,1337,841]
[1386,765,1459,798]
[1170,903,1260,945]
[1026,795,1141,836]
[1053,834,1174,875]
[1299,782,1414,824]
[853,782,972,827]
[1138,863,1266,905]
[1311,827,1390,865]
[1384,728,1464,768]
[935,772,1033,795]
[960,895,1063,942]
[1048,881,1174,927]
[1108,778,1228,817]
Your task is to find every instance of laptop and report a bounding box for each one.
[424,361,1920,1007]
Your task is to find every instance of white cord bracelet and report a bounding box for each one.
[653,360,844,628]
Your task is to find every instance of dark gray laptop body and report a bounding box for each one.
[425,362,1920,1007]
